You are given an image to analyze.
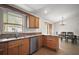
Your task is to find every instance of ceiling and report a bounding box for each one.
[10,4,79,23]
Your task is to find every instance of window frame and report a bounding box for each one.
[3,12,24,33]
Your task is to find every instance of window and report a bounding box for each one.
[3,12,23,32]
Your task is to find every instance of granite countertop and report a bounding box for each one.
[0,34,42,42]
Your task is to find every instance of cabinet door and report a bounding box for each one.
[42,36,47,47]
[37,36,42,49]
[8,40,19,55]
[19,39,29,55]
[0,43,7,55]
[8,46,18,55]
[0,49,3,55]
[29,15,35,28]
[35,17,39,28]
[47,36,59,51]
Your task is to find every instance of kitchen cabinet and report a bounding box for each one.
[28,15,39,28]
[19,38,29,55]
[37,36,43,49]
[42,35,47,47]
[42,35,59,51]
[7,38,30,55]
[29,15,35,28]
[46,36,59,51]
[0,49,3,55]
[7,40,19,55]
[0,35,59,55]
[0,42,7,55]
[8,46,18,55]
[35,17,39,28]
[0,38,30,55]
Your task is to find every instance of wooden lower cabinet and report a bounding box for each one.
[46,36,59,51]
[0,35,59,55]
[42,35,59,51]
[0,38,30,55]
[7,40,19,55]
[42,35,47,47]
[8,46,19,55]
[7,38,29,55]
[0,42,7,55]
[37,36,43,49]
[19,38,29,55]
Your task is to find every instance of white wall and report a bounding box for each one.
[39,18,48,35]
[54,13,79,36]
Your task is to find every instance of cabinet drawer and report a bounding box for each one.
[8,40,19,48]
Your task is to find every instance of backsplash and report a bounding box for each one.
[0,34,16,39]
[0,32,42,39]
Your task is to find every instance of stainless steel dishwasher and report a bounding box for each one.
[30,37,38,54]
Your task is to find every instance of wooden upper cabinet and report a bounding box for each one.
[29,15,35,28]
[35,17,39,28]
[28,15,39,28]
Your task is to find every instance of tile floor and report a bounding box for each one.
[33,39,79,55]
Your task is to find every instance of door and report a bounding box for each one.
[49,24,52,35]
[47,24,52,35]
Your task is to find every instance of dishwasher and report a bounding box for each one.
[30,37,38,54]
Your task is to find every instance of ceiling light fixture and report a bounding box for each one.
[60,16,65,26]
[44,10,48,14]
